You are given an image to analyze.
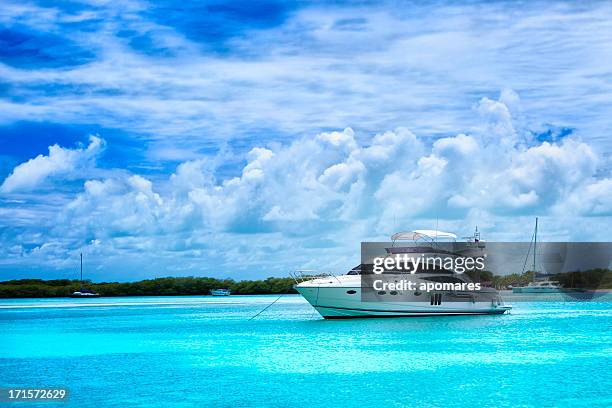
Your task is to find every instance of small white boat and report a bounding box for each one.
[70,291,100,298]
[210,289,231,296]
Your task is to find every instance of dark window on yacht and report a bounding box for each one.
[346,290,357,294]
[359,262,455,275]
[414,263,455,274]
[414,291,422,296]
[383,266,453,274]
[347,265,362,275]
[422,276,465,284]
[390,291,398,295]
[377,291,386,295]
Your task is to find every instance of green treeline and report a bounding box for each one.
[470,269,611,290]
[552,268,611,289]
[0,276,297,298]
[0,269,609,298]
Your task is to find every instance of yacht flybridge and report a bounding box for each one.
[293,229,511,319]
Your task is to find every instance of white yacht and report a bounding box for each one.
[294,230,511,319]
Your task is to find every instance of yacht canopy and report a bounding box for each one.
[391,230,457,241]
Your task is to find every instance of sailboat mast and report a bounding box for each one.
[533,217,538,281]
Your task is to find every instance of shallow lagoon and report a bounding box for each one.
[1,294,611,407]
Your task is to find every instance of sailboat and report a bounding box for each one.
[70,253,100,298]
[210,289,231,296]
[512,218,562,293]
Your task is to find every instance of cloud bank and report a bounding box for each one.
[63,92,609,237]
[2,0,612,157]
[1,91,608,280]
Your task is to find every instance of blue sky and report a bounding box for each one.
[0,0,611,281]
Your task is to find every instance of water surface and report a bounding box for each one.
[1,295,611,407]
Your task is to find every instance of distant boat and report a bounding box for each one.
[70,290,100,297]
[513,218,562,294]
[70,253,100,298]
[210,289,231,296]
[512,279,562,293]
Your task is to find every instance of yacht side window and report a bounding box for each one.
[347,265,362,275]
[422,276,464,284]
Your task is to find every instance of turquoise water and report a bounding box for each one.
[1,295,611,407]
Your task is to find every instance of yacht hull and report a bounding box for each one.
[314,305,510,318]
[296,286,511,319]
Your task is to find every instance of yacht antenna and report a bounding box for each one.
[435,214,439,243]
[393,212,396,235]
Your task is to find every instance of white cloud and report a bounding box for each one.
[57,92,610,246]
[0,136,105,193]
[557,178,612,217]
[1,1,612,156]
[62,174,162,238]
[3,91,611,280]
[2,0,612,279]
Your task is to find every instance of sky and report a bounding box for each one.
[0,0,611,281]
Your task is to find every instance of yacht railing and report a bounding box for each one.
[290,269,341,284]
